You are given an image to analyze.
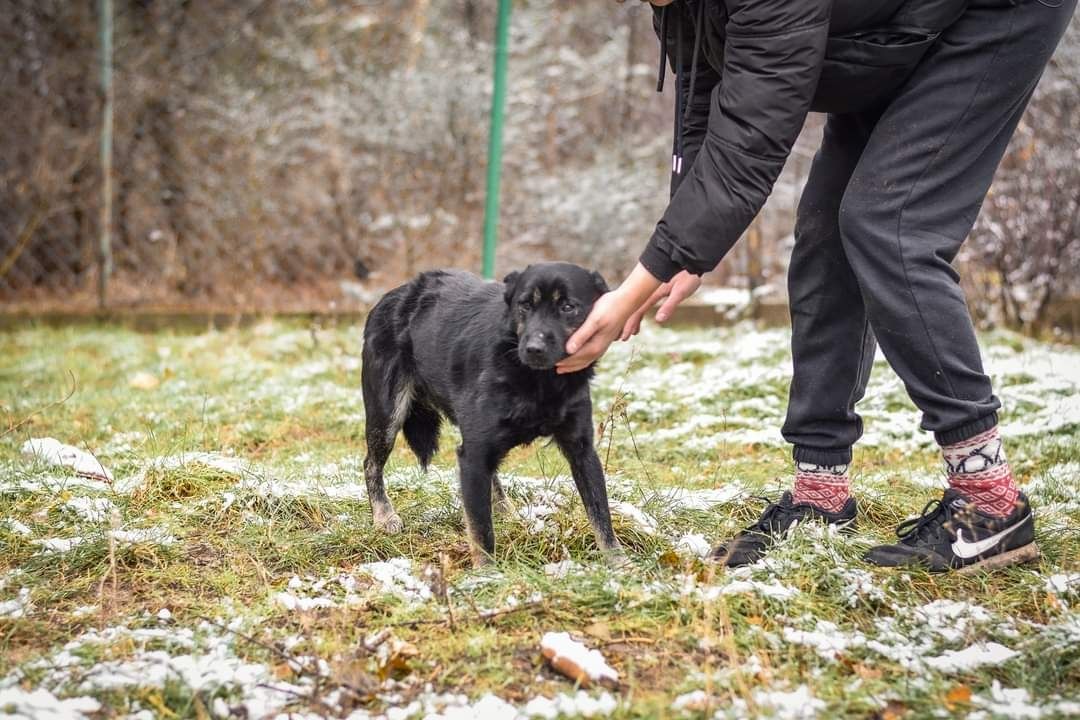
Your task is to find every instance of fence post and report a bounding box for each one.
[481,0,511,280]
[98,0,114,309]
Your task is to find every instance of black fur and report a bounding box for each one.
[360,262,620,564]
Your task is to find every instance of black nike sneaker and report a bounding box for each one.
[709,491,857,567]
[864,489,1039,573]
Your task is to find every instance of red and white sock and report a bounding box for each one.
[942,426,1019,518]
[792,462,850,514]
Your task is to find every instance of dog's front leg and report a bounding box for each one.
[457,441,501,567]
[555,422,621,558]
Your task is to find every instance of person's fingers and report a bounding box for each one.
[655,278,695,323]
[620,308,647,341]
[565,313,601,355]
[619,315,640,342]
[556,336,606,374]
[620,284,670,339]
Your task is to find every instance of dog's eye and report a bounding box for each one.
[518,299,532,310]
[560,302,575,314]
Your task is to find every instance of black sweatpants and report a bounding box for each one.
[781,0,1076,467]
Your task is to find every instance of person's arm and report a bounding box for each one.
[639,0,831,283]
[560,0,831,371]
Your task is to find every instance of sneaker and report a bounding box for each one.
[709,491,857,567]
[864,489,1039,573]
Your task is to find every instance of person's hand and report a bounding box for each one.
[620,270,701,340]
[556,263,663,375]
[555,289,637,375]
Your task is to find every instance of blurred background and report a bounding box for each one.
[1,1,1078,336]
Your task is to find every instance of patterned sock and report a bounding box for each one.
[942,426,1019,518]
[792,462,851,514]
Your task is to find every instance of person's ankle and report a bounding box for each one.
[942,425,1019,518]
[792,461,850,514]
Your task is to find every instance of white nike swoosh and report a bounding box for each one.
[951,515,1029,560]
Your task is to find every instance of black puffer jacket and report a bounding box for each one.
[639,0,972,282]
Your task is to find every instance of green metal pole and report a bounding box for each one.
[481,0,511,279]
[98,0,114,309]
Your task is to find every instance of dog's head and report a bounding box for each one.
[502,262,609,370]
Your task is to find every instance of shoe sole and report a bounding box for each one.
[956,542,1041,575]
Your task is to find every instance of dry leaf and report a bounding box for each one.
[375,637,419,681]
[658,550,682,568]
[944,684,972,710]
[854,663,882,680]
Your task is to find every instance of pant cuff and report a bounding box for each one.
[934,412,999,447]
[793,445,853,467]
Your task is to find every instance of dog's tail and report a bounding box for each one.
[402,401,441,470]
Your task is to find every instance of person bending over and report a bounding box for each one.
[557,0,1075,572]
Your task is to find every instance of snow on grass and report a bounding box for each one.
[33,537,85,553]
[609,501,658,535]
[1045,572,1080,598]
[0,587,31,618]
[21,438,112,482]
[358,558,434,605]
[0,688,100,720]
[923,642,1019,672]
[63,497,116,523]
[274,558,433,612]
[726,684,826,720]
[4,518,32,535]
[675,533,712,558]
[782,621,865,660]
[2,321,1077,718]
[521,690,618,718]
[0,622,307,718]
[973,681,1080,719]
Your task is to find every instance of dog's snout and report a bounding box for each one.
[524,335,547,357]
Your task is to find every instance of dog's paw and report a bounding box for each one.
[492,495,516,516]
[374,512,405,534]
[603,547,632,570]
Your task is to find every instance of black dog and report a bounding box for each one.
[360,262,621,566]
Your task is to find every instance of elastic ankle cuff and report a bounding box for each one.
[793,445,852,467]
[935,412,999,446]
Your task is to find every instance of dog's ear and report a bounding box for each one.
[589,270,609,297]
[502,271,521,306]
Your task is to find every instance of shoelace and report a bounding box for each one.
[746,495,794,534]
[895,498,954,542]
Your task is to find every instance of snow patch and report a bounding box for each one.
[924,642,1018,672]
[675,533,712,558]
[0,687,100,720]
[610,501,658,535]
[21,438,112,483]
[0,588,32,619]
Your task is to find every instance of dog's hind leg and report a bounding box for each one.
[491,474,513,515]
[556,426,622,559]
[362,369,412,534]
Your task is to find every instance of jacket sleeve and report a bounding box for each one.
[652,5,722,199]
[639,0,831,282]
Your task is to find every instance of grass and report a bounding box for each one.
[0,319,1078,719]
